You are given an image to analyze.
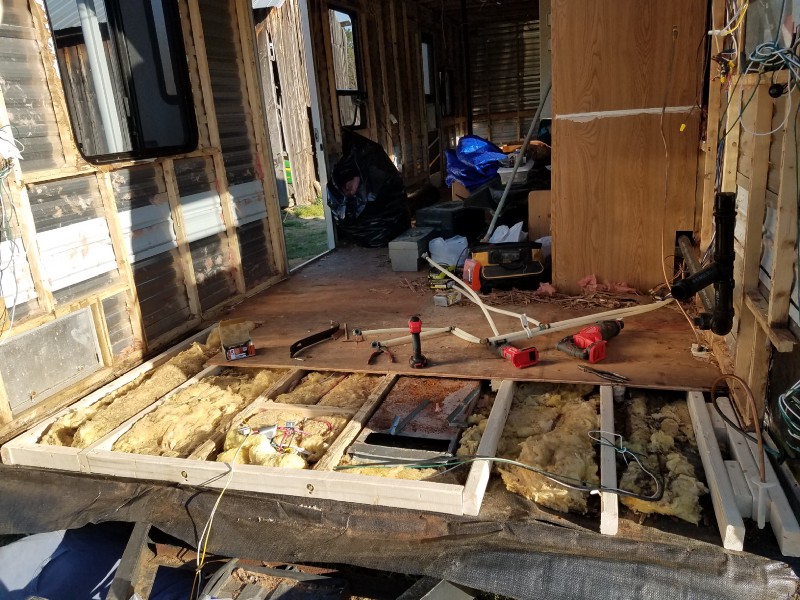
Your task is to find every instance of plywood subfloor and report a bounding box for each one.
[209,248,720,390]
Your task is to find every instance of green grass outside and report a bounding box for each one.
[282,201,328,269]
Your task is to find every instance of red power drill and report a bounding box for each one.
[556,320,624,363]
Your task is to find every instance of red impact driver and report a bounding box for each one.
[556,319,624,363]
[408,315,428,368]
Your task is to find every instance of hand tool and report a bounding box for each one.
[408,316,428,368]
[577,364,629,383]
[497,344,538,368]
[556,319,624,363]
[389,399,431,435]
[367,346,395,365]
[289,321,340,358]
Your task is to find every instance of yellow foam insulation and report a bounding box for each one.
[456,413,489,457]
[112,368,283,457]
[619,396,708,524]
[273,372,347,405]
[317,373,381,408]
[40,333,221,448]
[498,383,599,514]
[337,455,436,480]
[217,408,349,468]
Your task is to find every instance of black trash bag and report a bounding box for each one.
[327,131,410,247]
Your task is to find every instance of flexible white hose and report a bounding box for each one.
[424,254,501,336]
[486,299,674,345]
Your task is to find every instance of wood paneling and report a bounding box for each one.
[551,0,706,293]
[552,0,707,115]
[552,111,699,291]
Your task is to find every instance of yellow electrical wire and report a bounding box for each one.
[189,426,252,599]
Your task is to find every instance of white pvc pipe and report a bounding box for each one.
[424,255,501,336]
[375,327,453,348]
[486,299,674,345]
[450,327,484,344]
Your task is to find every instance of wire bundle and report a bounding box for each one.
[335,430,664,503]
[778,379,800,453]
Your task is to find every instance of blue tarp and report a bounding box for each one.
[445,135,506,190]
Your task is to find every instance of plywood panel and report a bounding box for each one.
[552,111,699,292]
[551,0,706,115]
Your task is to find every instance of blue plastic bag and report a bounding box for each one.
[446,135,506,190]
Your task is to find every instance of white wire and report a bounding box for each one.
[737,77,795,136]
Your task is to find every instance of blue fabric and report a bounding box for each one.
[445,135,506,189]
[0,523,193,600]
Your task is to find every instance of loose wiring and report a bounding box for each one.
[335,445,664,503]
[777,378,800,453]
[190,427,252,600]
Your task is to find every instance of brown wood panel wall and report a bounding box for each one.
[552,0,707,115]
[551,0,706,293]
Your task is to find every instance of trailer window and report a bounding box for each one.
[328,8,365,128]
[43,0,197,163]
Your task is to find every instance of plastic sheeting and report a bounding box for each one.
[0,466,796,599]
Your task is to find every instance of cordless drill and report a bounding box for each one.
[556,320,624,363]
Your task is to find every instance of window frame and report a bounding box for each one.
[45,0,198,164]
[328,6,367,130]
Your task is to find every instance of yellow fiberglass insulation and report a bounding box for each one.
[112,368,283,457]
[336,455,437,480]
[618,396,708,524]
[456,413,488,457]
[216,408,349,468]
[273,372,347,405]
[498,383,599,514]
[316,373,381,408]
[40,334,221,448]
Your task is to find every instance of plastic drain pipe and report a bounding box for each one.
[486,299,674,346]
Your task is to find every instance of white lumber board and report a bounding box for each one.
[686,392,746,551]
[0,326,217,471]
[85,451,464,515]
[462,380,515,516]
[718,397,800,556]
[706,402,728,446]
[314,374,397,472]
[599,385,619,536]
[724,460,753,519]
[716,398,764,521]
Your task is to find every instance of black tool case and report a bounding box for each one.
[415,200,486,242]
[471,240,546,290]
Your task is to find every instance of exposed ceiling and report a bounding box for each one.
[413,0,538,24]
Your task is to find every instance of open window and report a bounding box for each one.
[43,0,197,163]
[328,8,365,128]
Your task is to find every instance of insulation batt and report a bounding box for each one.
[40,336,220,448]
[217,408,349,468]
[618,396,708,524]
[498,384,599,514]
[274,372,347,405]
[112,368,283,457]
[316,373,381,408]
[337,455,437,480]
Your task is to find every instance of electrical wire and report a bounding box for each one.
[658,25,704,345]
[711,374,767,482]
[190,428,252,600]
[335,445,664,502]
